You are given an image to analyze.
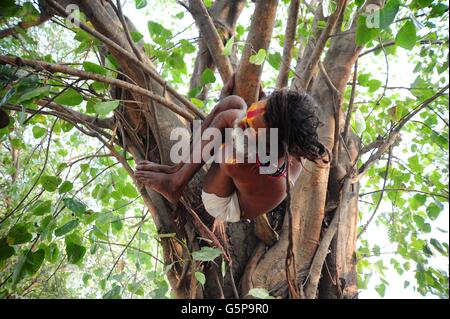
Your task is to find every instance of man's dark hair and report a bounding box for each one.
[264,89,330,165]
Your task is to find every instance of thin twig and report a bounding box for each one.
[358,146,392,238]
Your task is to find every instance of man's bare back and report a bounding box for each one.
[135,89,328,222]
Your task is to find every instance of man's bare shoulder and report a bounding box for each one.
[215,108,244,128]
[220,95,247,109]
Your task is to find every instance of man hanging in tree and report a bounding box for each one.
[135,77,329,223]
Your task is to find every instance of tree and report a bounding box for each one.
[0,0,448,299]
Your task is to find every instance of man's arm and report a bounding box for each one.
[201,95,247,129]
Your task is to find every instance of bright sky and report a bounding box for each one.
[119,0,449,299]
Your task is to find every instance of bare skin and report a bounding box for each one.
[135,95,302,220]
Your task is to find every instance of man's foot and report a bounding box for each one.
[136,161,182,174]
[134,169,183,204]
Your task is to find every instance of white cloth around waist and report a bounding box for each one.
[201,190,242,223]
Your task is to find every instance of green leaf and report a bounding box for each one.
[130,31,144,43]
[54,220,79,237]
[10,138,25,149]
[19,2,40,23]
[248,288,275,299]
[201,68,216,85]
[0,0,20,18]
[32,125,46,139]
[12,249,45,285]
[194,271,206,285]
[128,281,144,296]
[54,88,83,106]
[83,61,107,75]
[355,15,380,46]
[121,183,138,198]
[40,175,62,192]
[12,255,27,285]
[188,87,202,98]
[92,225,108,241]
[375,283,386,297]
[268,52,282,70]
[413,214,425,227]
[63,198,87,214]
[368,79,382,92]
[426,203,442,220]
[147,21,172,41]
[379,0,400,30]
[82,273,92,285]
[0,87,16,106]
[0,238,15,261]
[423,244,433,257]
[111,219,123,232]
[45,243,59,263]
[430,3,449,17]
[373,245,381,256]
[415,0,433,9]
[421,223,431,233]
[94,100,119,116]
[135,0,147,9]
[191,98,204,108]
[59,181,74,194]
[103,284,122,299]
[395,21,417,50]
[180,39,196,54]
[66,242,86,264]
[408,155,421,171]
[224,36,234,56]
[430,239,446,255]
[7,224,32,245]
[249,49,266,65]
[192,246,221,261]
[31,200,52,216]
[358,73,370,86]
[16,86,50,104]
[86,100,95,113]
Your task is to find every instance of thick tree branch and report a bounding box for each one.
[37,99,114,129]
[291,3,324,91]
[0,55,195,121]
[303,178,351,299]
[188,0,233,82]
[44,0,204,119]
[114,0,144,62]
[234,0,279,105]
[276,0,301,89]
[0,14,52,39]
[343,60,358,144]
[3,103,115,143]
[297,0,347,91]
[188,0,245,100]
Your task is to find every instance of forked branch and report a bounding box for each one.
[188,0,233,82]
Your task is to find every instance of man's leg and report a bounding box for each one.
[135,101,245,204]
[136,95,246,173]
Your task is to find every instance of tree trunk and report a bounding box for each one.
[31,0,384,299]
